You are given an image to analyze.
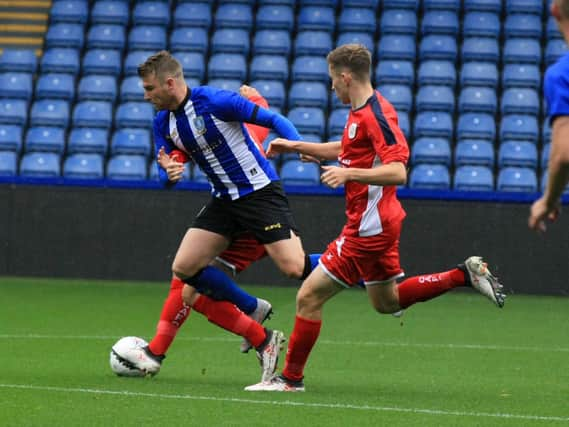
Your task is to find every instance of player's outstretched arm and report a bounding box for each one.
[267,138,341,161]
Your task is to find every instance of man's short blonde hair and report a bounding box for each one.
[137,50,183,83]
[326,44,372,82]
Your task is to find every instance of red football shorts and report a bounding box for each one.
[216,232,267,274]
[319,220,404,287]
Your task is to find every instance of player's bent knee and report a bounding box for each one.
[371,300,400,314]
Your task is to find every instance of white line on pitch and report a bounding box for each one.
[0,334,568,353]
[0,383,567,423]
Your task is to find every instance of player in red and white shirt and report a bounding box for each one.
[246,44,505,392]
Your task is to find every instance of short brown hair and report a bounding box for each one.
[555,0,569,19]
[326,44,371,81]
[137,50,183,82]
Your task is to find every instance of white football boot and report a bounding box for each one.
[119,345,163,376]
[463,256,505,308]
[256,329,286,383]
[245,375,305,392]
[241,298,273,353]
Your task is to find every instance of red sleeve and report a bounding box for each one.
[367,107,409,165]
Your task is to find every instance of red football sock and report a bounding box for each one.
[397,268,466,309]
[192,294,267,348]
[282,315,322,382]
[148,277,191,356]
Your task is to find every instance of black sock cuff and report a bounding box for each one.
[181,268,205,287]
[300,254,312,280]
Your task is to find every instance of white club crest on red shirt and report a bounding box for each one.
[348,122,357,139]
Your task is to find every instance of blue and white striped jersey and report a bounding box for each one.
[153,86,301,200]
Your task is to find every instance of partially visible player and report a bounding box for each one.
[245,44,505,392]
[529,0,569,232]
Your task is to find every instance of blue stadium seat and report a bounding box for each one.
[20,152,61,177]
[0,49,37,73]
[380,9,417,36]
[342,0,380,8]
[378,35,416,62]
[123,50,154,76]
[133,1,170,27]
[336,32,374,52]
[462,12,501,38]
[375,60,414,86]
[505,0,543,16]
[191,165,209,183]
[500,115,539,142]
[63,153,104,179]
[413,111,453,139]
[541,143,550,169]
[25,127,65,153]
[292,56,328,83]
[30,100,70,128]
[460,62,499,88]
[454,139,495,167]
[256,5,295,32]
[502,64,541,90]
[464,0,502,13]
[249,80,286,108]
[169,28,208,54]
[215,4,253,31]
[250,55,289,81]
[174,3,211,29]
[259,0,295,5]
[327,108,349,136]
[454,166,494,191]
[546,16,563,40]
[498,141,538,169]
[72,101,112,128]
[294,31,333,57]
[504,14,542,39]
[458,87,497,114]
[416,85,454,112]
[207,79,242,93]
[287,107,325,137]
[91,1,129,25]
[87,24,126,51]
[423,0,460,11]
[119,76,144,103]
[0,99,28,126]
[111,128,151,156]
[78,75,117,102]
[417,61,455,87]
[280,160,320,186]
[397,111,410,139]
[338,8,376,34]
[50,0,88,24]
[107,155,147,181]
[457,113,496,141]
[503,39,542,64]
[288,82,328,109]
[297,6,335,33]
[40,48,80,75]
[115,102,154,128]
[545,39,569,66]
[208,54,247,81]
[501,88,540,116]
[411,137,451,165]
[497,167,537,192]
[542,121,552,145]
[461,37,500,63]
[378,84,413,112]
[409,164,450,190]
[419,35,457,62]
[0,72,33,101]
[0,125,22,152]
[45,23,85,50]
[173,52,205,81]
[421,11,459,36]
[35,74,75,100]
[253,30,291,57]
[383,0,418,9]
[212,29,250,56]
[67,127,109,154]
[0,151,17,176]
[129,26,167,51]
[82,49,121,76]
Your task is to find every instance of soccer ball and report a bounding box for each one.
[109,336,148,377]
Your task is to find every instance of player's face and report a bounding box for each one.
[142,73,172,110]
[329,65,350,105]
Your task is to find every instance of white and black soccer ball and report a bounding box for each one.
[109,336,148,377]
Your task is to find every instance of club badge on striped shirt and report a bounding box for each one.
[193,116,206,136]
[348,122,357,139]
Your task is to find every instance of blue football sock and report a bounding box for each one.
[189,266,257,314]
[309,253,321,271]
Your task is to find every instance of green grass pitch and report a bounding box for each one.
[0,277,568,426]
